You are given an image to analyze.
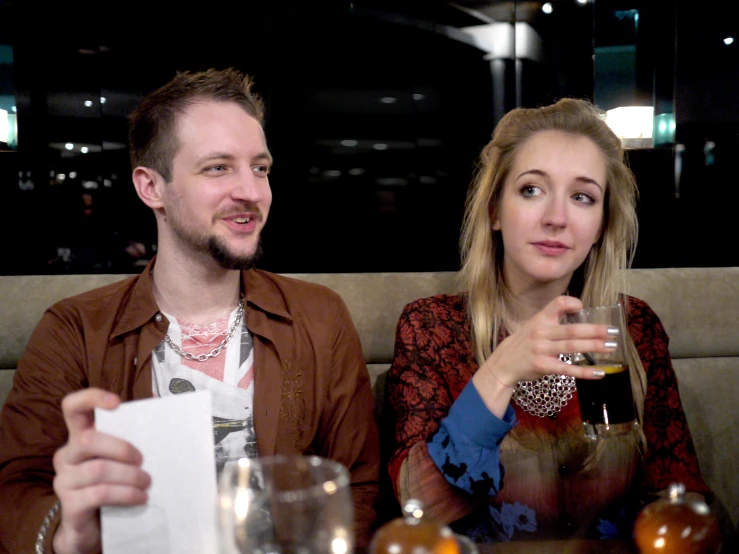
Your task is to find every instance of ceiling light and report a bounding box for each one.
[724,37,734,45]
[373,143,388,150]
[605,106,654,149]
[100,96,107,104]
[65,143,74,150]
[542,3,553,14]
[412,93,425,101]
[380,97,397,104]
[84,100,93,107]
[81,147,89,154]
[340,139,358,147]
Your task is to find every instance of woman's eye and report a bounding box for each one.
[520,185,541,197]
[573,192,595,204]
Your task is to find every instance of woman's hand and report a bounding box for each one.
[472,295,618,417]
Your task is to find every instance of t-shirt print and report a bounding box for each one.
[152,306,258,474]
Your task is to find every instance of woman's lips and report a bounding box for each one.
[532,241,569,255]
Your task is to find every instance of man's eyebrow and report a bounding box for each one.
[194,151,274,165]
[515,168,603,192]
[254,151,273,165]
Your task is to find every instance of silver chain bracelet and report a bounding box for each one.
[35,500,60,554]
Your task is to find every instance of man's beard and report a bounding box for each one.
[170,213,263,271]
[207,235,263,271]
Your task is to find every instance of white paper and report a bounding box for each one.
[96,390,217,554]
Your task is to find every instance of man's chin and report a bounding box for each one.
[209,238,263,271]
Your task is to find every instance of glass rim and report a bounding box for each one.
[220,454,351,502]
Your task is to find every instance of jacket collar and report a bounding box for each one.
[110,259,293,338]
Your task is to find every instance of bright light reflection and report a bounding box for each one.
[387,544,401,554]
[69,171,77,179]
[234,489,250,521]
[373,143,388,151]
[542,3,553,14]
[100,96,107,104]
[0,109,8,144]
[724,36,734,45]
[11,106,16,113]
[81,147,89,154]
[84,100,93,107]
[331,538,348,554]
[654,537,665,548]
[65,143,74,150]
[323,481,337,494]
[340,139,358,147]
[577,0,589,4]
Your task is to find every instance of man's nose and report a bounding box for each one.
[230,170,264,202]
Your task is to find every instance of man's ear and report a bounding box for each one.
[132,167,165,210]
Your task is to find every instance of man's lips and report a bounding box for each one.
[219,211,260,232]
[532,240,570,255]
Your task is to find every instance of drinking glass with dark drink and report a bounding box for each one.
[567,304,639,440]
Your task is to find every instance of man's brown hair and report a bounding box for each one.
[128,68,265,182]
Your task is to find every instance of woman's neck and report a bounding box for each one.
[503,269,571,330]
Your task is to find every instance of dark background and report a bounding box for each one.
[0,0,737,275]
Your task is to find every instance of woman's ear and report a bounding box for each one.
[490,203,501,231]
[132,167,165,210]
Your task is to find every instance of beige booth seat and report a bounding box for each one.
[1,268,738,532]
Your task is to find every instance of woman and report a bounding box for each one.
[387,98,710,542]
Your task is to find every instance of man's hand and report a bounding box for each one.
[51,388,151,554]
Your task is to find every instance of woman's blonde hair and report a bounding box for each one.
[459,98,647,431]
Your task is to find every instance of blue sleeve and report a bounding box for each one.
[426,380,516,497]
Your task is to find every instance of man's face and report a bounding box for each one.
[162,100,273,270]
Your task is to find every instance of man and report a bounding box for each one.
[0,68,379,553]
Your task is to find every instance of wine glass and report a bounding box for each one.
[217,455,354,554]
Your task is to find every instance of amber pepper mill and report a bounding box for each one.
[634,482,722,554]
[369,499,461,554]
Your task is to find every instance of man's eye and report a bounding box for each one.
[254,165,271,175]
[206,165,226,173]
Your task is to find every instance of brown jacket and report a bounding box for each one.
[0,264,380,552]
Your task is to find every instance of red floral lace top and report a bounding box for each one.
[387,294,710,542]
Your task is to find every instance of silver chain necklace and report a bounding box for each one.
[163,297,245,362]
[511,354,576,418]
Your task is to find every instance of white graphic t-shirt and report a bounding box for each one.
[152,305,258,474]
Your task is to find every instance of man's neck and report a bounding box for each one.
[151,250,243,325]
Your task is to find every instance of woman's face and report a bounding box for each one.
[493,129,607,292]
